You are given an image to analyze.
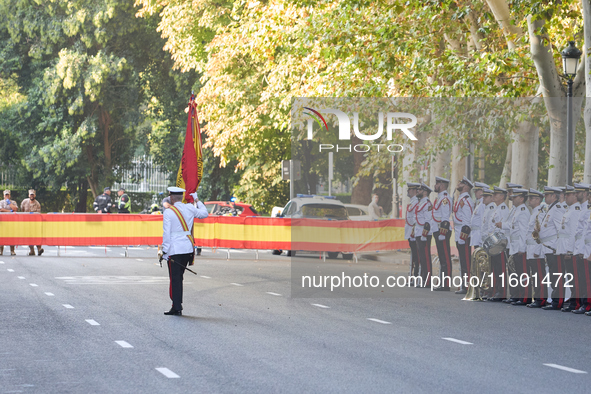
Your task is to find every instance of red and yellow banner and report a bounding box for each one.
[176,94,203,203]
[0,214,406,252]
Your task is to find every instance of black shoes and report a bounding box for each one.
[164,308,182,316]
[503,298,518,304]
[511,300,528,306]
[454,289,467,295]
[572,307,589,315]
[433,286,450,292]
[488,297,503,302]
[542,304,560,310]
[561,305,576,312]
[527,301,544,308]
[38,248,44,256]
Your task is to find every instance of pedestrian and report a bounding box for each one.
[159,187,208,316]
[368,193,383,220]
[117,188,131,213]
[0,189,18,255]
[20,189,44,256]
[93,187,113,213]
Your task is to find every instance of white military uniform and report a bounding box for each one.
[526,204,546,260]
[405,195,419,241]
[507,203,530,256]
[470,196,485,246]
[415,196,434,241]
[481,201,497,240]
[162,201,208,259]
[453,192,473,244]
[490,202,509,236]
[538,201,562,255]
[584,208,591,260]
[574,200,589,256]
[556,201,582,256]
[432,190,452,240]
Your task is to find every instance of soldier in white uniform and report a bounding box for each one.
[470,182,489,248]
[414,183,435,288]
[572,183,590,314]
[160,186,208,316]
[404,182,421,279]
[526,189,548,308]
[556,185,584,312]
[487,187,510,302]
[453,177,474,294]
[583,189,591,316]
[497,188,530,305]
[432,177,453,291]
[480,188,497,243]
[539,187,566,310]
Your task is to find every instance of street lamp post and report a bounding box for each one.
[561,41,582,185]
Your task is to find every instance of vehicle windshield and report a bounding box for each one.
[299,204,348,220]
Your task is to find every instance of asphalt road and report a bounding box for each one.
[1,247,590,393]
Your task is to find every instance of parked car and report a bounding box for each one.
[204,201,260,217]
[344,204,371,221]
[275,195,353,259]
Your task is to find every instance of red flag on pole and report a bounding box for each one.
[176,94,203,203]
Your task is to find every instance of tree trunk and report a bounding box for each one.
[583,0,591,182]
[350,136,372,205]
[99,106,112,173]
[374,170,393,216]
[499,143,512,188]
[75,180,88,213]
[511,121,539,189]
[485,0,523,49]
[429,149,451,187]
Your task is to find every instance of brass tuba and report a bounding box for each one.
[463,247,492,301]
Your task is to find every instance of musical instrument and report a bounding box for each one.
[463,247,492,301]
[482,230,508,256]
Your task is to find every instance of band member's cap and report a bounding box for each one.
[564,185,576,194]
[28,189,36,195]
[167,186,186,195]
[435,176,450,183]
[544,186,562,193]
[510,188,528,198]
[3,189,10,195]
[420,183,433,194]
[574,183,589,192]
[506,182,523,190]
[528,188,543,198]
[493,186,507,194]
[407,182,421,190]
[460,177,474,188]
[103,187,110,192]
[482,188,493,196]
[474,182,489,190]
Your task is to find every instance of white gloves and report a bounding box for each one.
[438,234,445,241]
[190,192,198,201]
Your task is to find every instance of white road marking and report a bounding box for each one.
[136,259,143,261]
[230,283,243,286]
[543,364,587,374]
[311,303,331,309]
[442,337,473,345]
[266,292,282,296]
[120,253,125,256]
[85,319,100,326]
[44,292,54,296]
[200,275,211,279]
[17,276,25,279]
[29,283,38,287]
[0,261,4,264]
[7,269,14,272]
[156,367,180,378]
[367,318,392,325]
[115,341,133,348]
[63,304,74,309]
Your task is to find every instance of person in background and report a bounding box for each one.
[0,189,18,255]
[368,193,384,220]
[93,187,113,213]
[117,188,131,213]
[150,203,162,214]
[21,189,44,256]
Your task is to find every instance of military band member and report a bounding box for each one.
[432,177,453,291]
[540,187,567,310]
[554,185,583,312]
[571,183,590,314]
[583,188,591,316]
[526,189,548,308]
[453,177,474,294]
[497,188,530,305]
[470,182,489,248]
[415,183,435,288]
[405,182,421,279]
[480,188,496,246]
[487,187,510,301]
